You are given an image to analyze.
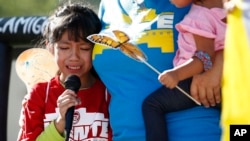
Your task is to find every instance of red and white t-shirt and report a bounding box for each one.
[18,75,112,141]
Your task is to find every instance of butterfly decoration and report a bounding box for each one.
[87,30,147,62]
[87,30,201,105]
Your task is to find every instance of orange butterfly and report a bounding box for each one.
[87,30,147,61]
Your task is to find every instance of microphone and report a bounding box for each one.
[64,75,81,141]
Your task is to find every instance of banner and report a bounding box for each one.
[0,16,47,44]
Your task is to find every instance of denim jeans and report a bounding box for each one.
[142,78,199,141]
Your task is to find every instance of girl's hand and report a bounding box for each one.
[54,90,81,134]
[159,70,179,89]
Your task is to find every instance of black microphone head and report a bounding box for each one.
[64,75,81,93]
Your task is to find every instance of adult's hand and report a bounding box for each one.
[191,50,223,107]
[191,71,221,107]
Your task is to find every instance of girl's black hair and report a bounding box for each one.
[42,1,101,44]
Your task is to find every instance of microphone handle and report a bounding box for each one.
[65,106,75,141]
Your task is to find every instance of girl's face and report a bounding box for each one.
[51,31,93,82]
[170,0,193,8]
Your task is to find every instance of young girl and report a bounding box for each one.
[17,2,112,141]
[142,0,226,141]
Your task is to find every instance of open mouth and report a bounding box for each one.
[67,66,81,70]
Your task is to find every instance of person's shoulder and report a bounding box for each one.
[94,78,106,89]
[28,76,58,100]
[190,5,225,19]
[32,76,57,89]
[188,5,208,17]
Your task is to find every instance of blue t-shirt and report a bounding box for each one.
[93,0,221,141]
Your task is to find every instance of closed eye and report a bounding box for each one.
[80,47,92,51]
[58,46,70,50]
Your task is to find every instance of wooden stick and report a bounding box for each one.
[139,57,201,105]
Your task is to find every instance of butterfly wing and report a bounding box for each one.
[87,34,120,48]
[113,30,130,44]
[16,48,58,92]
[120,42,147,62]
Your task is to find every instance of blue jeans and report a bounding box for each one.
[142,78,220,141]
